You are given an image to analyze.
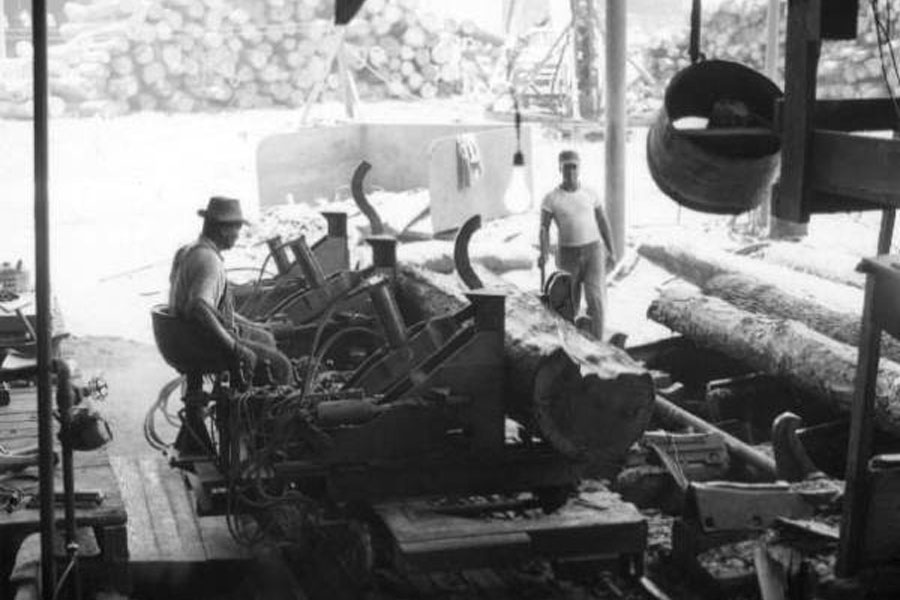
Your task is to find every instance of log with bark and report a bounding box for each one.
[638,239,900,363]
[396,240,534,276]
[393,264,656,476]
[638,239,861,312]
[742,241,865,289]
[647,282,900,436]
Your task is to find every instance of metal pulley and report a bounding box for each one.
[646,0,783,215]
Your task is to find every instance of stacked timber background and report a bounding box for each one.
[0,0,505,117]
[638,0,900,101]
[0,0,896,119]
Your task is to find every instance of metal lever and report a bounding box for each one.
[292,237,327,287]
[368,279,407,349]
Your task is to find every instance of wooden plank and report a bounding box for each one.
[812,99,896,132]
[809,130,900,209]
[0,451,126,535]
[110,455,159,561]
[773,0,821,223]
[806,190,880,214]
[837,265,881,577]
[399,534,531,572]
[0,412,38,422]
[378,491,646,573]
[138,457,194,561]
[380,492,644,544]
[157,463,206,561]
[0,424,37,438]
[864,256,900,338]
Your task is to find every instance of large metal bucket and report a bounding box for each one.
[647,60,783,215]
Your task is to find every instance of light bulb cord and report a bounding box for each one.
[513,96,522,153]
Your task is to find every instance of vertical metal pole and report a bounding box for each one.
[57,362,80,600]
[604,0,626,259]
[32,0,56,595]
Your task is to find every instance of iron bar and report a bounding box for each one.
[32,0,56,593]
[604,0,626,259]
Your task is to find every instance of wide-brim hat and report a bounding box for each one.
[197,196,249,224]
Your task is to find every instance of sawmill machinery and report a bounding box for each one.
[151,243,574,502]
[149,223,647,577]
[233,163,399,368]
[232,210,352,320]
[234,159,384,321]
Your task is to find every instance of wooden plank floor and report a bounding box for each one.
[110,456,251,564]
[0,385,127,539]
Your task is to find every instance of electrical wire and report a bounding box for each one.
[51,554,77,600]
[302,325,382,396]
[870,0,900,127]
[300,279,377,398]
[143,376,184,451]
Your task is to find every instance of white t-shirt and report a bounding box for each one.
[541,186,602,247]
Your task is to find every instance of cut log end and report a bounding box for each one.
[533,349,655,474]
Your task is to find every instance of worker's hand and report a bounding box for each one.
[537,253,547,269]
[232,342,258,377]
[606,251,618,272]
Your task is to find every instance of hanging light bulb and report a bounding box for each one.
[503,97,532,214]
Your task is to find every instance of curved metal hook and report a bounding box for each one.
[454,215,483,290]
[351,161,384,235]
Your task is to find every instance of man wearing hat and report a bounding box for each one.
[538,150,617,339]
[168,196,294,385]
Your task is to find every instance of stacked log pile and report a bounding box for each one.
[0,0,504,118]
[637,0,900,107]
[640,237,900,436]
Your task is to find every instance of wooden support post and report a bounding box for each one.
[337,47,360,121]
[754,0,782,232]
[0,0,6,60]
[771,0,819,238]
[765,0,782,81]
[837,261,885,576]
[567,21,580,119]
[883,131,900,255]
[604,0,626,259]
[570,0,600,120]
[878,209,895,255]
[300,25,346,125]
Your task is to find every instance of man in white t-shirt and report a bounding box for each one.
[538,150,617,339]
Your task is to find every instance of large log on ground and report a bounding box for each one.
[647,283,900,436]
[396,240,534,275]
[742,241,865,289]
[637,239,900,363]
[638,239,861,312]
[394,265,656,475]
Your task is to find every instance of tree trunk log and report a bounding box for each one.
[744,241,865,289]
[647,282,900,436]
[394,265,655,475]
[638,240,900,363]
